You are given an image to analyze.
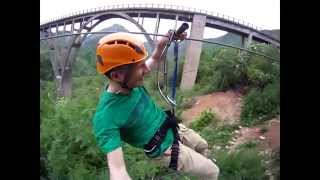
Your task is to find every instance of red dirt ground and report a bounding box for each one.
[181,90,280,152]
[181,90,243,125]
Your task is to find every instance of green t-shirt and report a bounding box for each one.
[92,86,174,157]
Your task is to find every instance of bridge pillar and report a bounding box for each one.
[141,17,144,26]
[57,36,81,97]
[47,34,81,98]
[180,14,206,90]
[241,35,245,48]
[239,33,253,59]
[246,33,253,47]
[58,65,72,97]
[137,13,140,24]
[153,13,160,41]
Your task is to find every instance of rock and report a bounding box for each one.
[265,160,271,165]
[214,146,221,150]
[259,136,266,140]
[235,130,240,134]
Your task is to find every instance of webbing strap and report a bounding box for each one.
[171,41,179,100]
[168,138,179,170]
[144,110,180,170]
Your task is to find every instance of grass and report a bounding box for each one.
[187,109,269,180]
[236,140,259,150]
[214,148,267,180]
[192,110,239,148]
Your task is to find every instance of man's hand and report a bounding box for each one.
[157,31,187,50]
[146,31,187,71]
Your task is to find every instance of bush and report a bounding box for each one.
[202,123,238,147]
[41,76,106,179]
[241,79,280,126]
[196,50,216,84]
[236,140,259,150]
[209,48,248,91]
[190,109,217,131]
[196,43,279,93]
[246,45,280,89]
[268,147,280,180]
[123,144,160,179]
[189,109,239,147]
[214,148,267,180]
[40,147,49,179]
[40,49,54,81]
[188,109,268,180]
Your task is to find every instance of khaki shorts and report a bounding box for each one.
[152,124,220,180]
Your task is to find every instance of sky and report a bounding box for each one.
[40,0,280,39]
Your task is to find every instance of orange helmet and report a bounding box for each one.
[96,32,148,74]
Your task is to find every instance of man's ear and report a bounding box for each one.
[110,72,118,79]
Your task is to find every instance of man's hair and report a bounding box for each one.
[104,64,131,79]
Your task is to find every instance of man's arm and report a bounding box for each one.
[145,31,187,71]
[107,147,131,180]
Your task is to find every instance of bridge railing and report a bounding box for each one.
[40,3,265,31]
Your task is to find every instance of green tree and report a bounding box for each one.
[40,49,54,81]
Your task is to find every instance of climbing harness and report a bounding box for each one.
[144,110,180,170]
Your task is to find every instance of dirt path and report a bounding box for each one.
[181,90,243,125]
[229,118,280,152]
[180,90,280,152]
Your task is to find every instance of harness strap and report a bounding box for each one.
[171,41,179,100]
[144,110,180,170]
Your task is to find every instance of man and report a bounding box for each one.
[92,31,219,180]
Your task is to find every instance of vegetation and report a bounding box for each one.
[190,109,216,131]
[188,110,268,180]
[214,148,267,180]
[40,29,280,179]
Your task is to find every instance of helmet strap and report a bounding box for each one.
[120,82,132,91]
[119,64,134,91]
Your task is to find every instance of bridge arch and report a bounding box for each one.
[81,12,154,48]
